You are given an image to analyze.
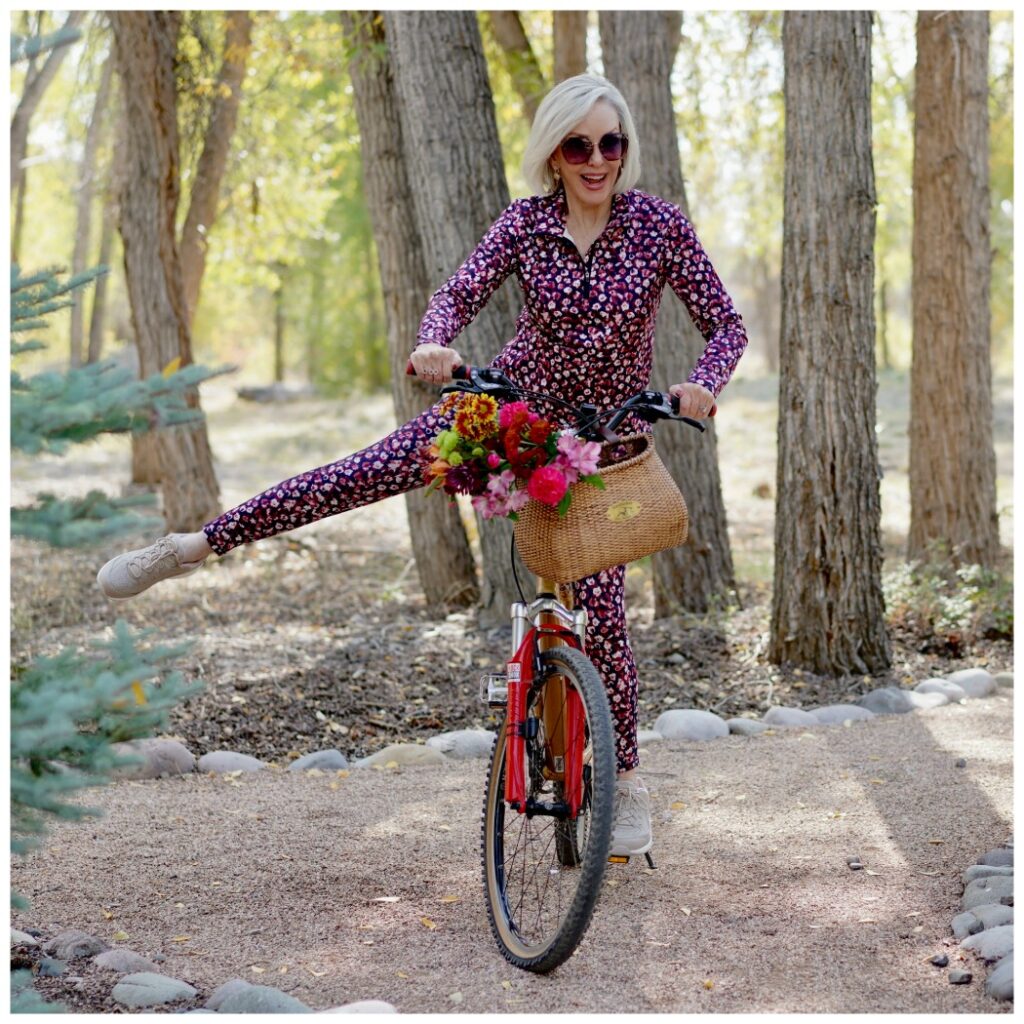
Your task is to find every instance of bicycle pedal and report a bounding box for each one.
[608,854,630,864]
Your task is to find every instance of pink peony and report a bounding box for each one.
[526,465,569,506]
[499,401,530,429]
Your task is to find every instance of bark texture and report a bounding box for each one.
[70,55,114,368]
[487,12,546,123]
[909,12,998,566]
[386,10,530,626]
[110,11,222,531]
[341,11,479,610]
[770,12,890,674]
[554,11,588,82]
[179,10,252,325]
[600,11,737,615]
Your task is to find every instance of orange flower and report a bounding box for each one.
[453,393,499,441]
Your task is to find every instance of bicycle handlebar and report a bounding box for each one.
[405,359,708,438]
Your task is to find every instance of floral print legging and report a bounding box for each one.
[203,401,641,772]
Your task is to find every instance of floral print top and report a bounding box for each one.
[415,186,748,413]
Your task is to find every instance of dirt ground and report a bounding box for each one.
[12,691,1013,1013]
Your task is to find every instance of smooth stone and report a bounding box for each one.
[112,738,196,780]
[111,972,198,1008]
[763,705,820,727]
[206,979,252,1010]
[37,958,65,977]
[952,904,1014,939]
[995,672,1013,689]
[963,864,1014,884]
[197,751,267,773]
[217,984,313,1013]
[986,953,1014,1000]
[948,668,997,698]
[354,743,447,768]
[960,923,1014,963]
[929,953,949,967]
[320,1001,398,1013]
[666,653,685,665]
[810,704,876,725]
[905,690,949,710]
[915,678,968,701]
[425,729,495,760]
[652,708,729,741]
[978,848,1014,867]
[94,949,161,974]
[962,875,1014,911]
[637,729,665,747]
[727,718,773,736]
[44,929,108,960]
[955,758,968,768]
[288,749,349,772]
[949,969,973,984]
[11,928,38,947]
[855,687,917,715]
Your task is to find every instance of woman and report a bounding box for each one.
[99,74,748,857]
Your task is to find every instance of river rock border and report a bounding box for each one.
[15,666,1011,1009]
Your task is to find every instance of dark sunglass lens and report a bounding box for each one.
[599,133,626,160]
[561,136,591,164]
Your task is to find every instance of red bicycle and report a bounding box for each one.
[411,363,702,972]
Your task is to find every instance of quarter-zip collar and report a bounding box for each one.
[527,185,633,240]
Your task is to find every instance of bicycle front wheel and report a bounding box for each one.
[481,645,616,973]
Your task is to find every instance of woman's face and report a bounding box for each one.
[549,99,623,213]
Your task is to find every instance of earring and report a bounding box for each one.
[552,166,561,185]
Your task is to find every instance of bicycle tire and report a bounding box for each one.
[480,645,616,973]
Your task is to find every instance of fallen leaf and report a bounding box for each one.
[913,925,924,933]
[858,918,877,924]
[919,870,941,876]
[102,910,113,921]
[438,825,451,832]
[501,980,512,990]
[397,971,409,979]
[162,356,182,377]
[250,966,266,974]
[868,755,882,761]
[439,895,459,903]
[670,801,686,810]
[703,980,714,990]
[735,794,747,801]
[796,801,807,809]
[279,966,288,974]
[130,681,147,706]
[175,902,184,908]
[305,968,326,978]
[869,778,885,785]
[170,936,191,943]
[450,992,463,1004]
[336,769,350,778]
[329,782,341,791]
[927,839,945,845]
[362,940,375,946]
[112,930,129,941]
[865,869,881,876]
[680,907,692,916]
[385,760,400,769]
[374,896,400,903]
[420,917,437,930]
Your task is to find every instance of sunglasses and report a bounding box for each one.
[559,131,628,165]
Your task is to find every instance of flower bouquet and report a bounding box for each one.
[422,393,605,519]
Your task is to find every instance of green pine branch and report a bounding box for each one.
[11,491,163,548]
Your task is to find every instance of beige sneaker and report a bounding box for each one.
[609,777,653,856]
[97,534,206,600]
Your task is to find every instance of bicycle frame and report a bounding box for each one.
[503,580,590,817]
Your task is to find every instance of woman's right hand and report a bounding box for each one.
[409,343,462,383]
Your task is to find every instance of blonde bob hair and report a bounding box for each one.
[522,73,641,196]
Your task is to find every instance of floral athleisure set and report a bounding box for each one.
[203,187,748,770]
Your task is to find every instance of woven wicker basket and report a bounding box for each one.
[513,433,689,583]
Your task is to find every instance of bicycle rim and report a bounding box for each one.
[480,645,616,973]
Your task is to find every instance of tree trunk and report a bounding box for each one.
[554,11,588,81]
[179,11,252,326]
[10,11,86,205]
[600,11,737,616]
[487,12,546,123]
[769,12,890,674]
[909,12,998,566]
[341,10,479,611]
[386,10,532,626]
[111,11,221,531]
[69,55,114,368]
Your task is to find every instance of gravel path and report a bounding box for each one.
[13,691,1012,1013]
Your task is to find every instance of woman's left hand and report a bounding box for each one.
[668,382,717,419]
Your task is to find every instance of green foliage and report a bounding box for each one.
[11,623,200,864]
[11,491,161,549]
[884,548,1013,655]
[11,968,63,1012]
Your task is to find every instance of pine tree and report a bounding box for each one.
[10,27,222,1010]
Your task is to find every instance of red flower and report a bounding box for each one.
[527,465,569,506]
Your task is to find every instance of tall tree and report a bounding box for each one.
[340,10,479,609]
[110,11,221,531]
[69,53,114,368]
[179,11,253,324]
[554,11,588,81]
[600,11,737,615]
[487,12,546,122]
[770,12,890,674]
[909,13,998,566]
[386,10,529,625]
